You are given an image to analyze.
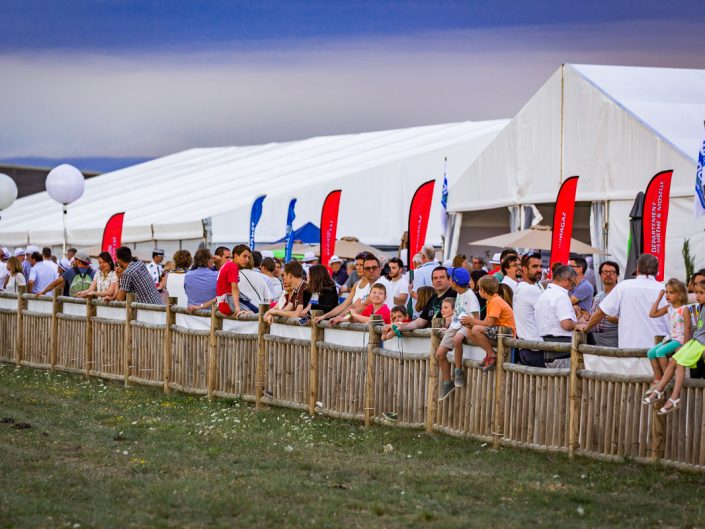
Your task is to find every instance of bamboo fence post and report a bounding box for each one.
[163,297,176,394]
[15,286,27,365]
[309,310,323,415]
[364,314,382,427]
[492,327,509,449]
[50,286,63,371]
[207,303,222,400]
[124,293,134,387]
[255,303,270,409]
[425,317,444,433]
[651,335,666,462]
[568,330,585,458]
[85,297,95,378]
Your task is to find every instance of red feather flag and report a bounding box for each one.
[549,176,580,274]
[407,180,435,270]
[101,212,125,262]
[642,170,672,281]
[319,190,342,270]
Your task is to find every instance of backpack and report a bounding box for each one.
[69,267,93,297]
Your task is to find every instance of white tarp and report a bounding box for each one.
[0,121,507,248]
[449,63,705,278]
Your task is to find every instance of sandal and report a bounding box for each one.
[642,390,664,405]
[644,382,661,396]
[658,398,681,415]
[481,356,496,373]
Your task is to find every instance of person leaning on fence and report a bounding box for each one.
[642,278,690,398]
[38,250,95,297]
[587,261,620,348]
[513,253,546,367]
[264,261,309,323]
[185,248,217,312]
[260,257,283,300]
[349,283,391,324]
[577,254,668,349]
[643,281,705,414]
[568,256,593,319]
[115,246,165,305]
[457,275,516,374]
[239,251,274,308]
[436,267,481,399]
[212,244,256,315]
[165,249,192,306]
[301,264,339,317]
[75,251,118,300]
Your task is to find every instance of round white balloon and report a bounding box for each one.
[0,173,18,210]
[46,164,85,205]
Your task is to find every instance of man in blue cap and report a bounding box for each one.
[436,266,481,400]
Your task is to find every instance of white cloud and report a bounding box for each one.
[1,20,703,157]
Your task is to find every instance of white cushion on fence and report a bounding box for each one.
[62,302,86,317]
[27,300,52,314]
[322,328,369,348]
[96,306,125,321]
[270,323,309,340]
[136,310,166,325]
[222,319,258,334]
[380,336,430,355]
[0,297,16,310]
[583,355,652,376]
[175,313,211,331]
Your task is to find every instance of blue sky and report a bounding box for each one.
[2,1,704,160]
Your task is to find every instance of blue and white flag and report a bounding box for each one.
[695,130,705,219]
[249,195,266,250]
[284,198,297,263]
[440,157,448,235]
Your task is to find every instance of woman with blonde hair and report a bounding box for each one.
[3,256,27,293]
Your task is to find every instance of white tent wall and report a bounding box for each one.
[0,121,508,251]
[448,64,705,279]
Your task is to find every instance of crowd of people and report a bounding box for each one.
[2,242,704,412]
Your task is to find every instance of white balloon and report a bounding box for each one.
[46,164,85,205]
[0,173,18,210]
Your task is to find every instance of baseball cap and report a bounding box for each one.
[14,248,26,257]
[448,267,471,288]
[329,255,342,265]
[26,245,40,254]
[74,250,91,265]
[59,258,73,270]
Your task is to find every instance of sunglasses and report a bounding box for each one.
[363,265,379,271]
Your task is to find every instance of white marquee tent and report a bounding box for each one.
[0,121,507,256]
[448,64,705,279]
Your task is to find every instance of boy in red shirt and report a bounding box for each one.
[350,283,391,324]
[215,244,255,315]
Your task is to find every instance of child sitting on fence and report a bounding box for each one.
[456,275,516,374]
[436,267,481,400]
[643,278,690,395]
[349,283,391,324]
[381,305,411,341]
[643,282,705,414]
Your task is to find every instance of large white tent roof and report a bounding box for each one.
[0,120,507,248]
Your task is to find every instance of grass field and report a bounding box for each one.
[1,363,704,529]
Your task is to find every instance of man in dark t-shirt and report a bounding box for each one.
[382,266,457,334]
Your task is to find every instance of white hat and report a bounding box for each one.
[489,252,501,265]
[59,258,72,270]
[1,247,9,259]
[328,255,342,265]
[261,250,274,258]
[26,245,40,253]
[302,251,318,263]
[14,248,26,257]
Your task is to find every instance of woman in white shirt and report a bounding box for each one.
[3,257,27,293]
[166,250,192,306]
[76,252,118,300]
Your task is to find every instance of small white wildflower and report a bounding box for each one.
[284,445,294,453]
[576,506,585,516]
[383,444,393,454]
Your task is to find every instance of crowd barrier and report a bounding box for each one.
[1,287,704,472]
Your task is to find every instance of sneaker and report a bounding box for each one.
[439,381,455,401]
[383,412,398,422]
[481,356,496,373]
[454,368,465,387]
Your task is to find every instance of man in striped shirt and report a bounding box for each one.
[115,246,164,305]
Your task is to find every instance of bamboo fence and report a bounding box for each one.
[1,287,704,472]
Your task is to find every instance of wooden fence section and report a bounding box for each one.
[2,288,704,473]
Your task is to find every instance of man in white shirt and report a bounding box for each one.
[411,245,437,293]
[27,251,59,294]
[239,254,274,306]
[500,254,522,294]
[147,248,165,288]
[41,247,59,274]
[513,253,545,367]
[534,265,578,366]
[578,254,668,348]
[387,257,409,307]
[260,256,282,300]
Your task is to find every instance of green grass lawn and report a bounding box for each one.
[1,363,703,529]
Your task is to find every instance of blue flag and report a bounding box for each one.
[440,157,448,235]
[695,131,705,219]
[249,195,266,250]
[284,198,297,263]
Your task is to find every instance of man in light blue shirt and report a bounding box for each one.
[411,245,438,293]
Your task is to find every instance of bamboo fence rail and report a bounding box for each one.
[1,287,704,472]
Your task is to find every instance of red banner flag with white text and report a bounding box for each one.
[549,176,579,275]
[642,170,672,281]
[320,190,342,270]
[101,212,125,262]
[407,180,435,270]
